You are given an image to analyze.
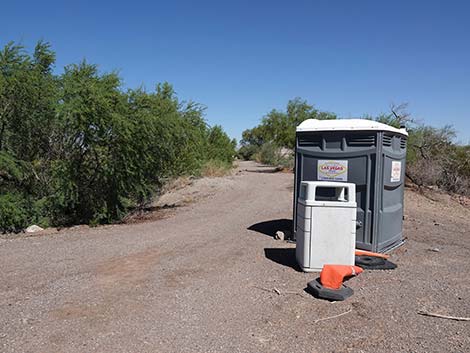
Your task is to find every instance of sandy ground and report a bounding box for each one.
[0,161,469,353]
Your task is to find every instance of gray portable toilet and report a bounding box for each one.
[293,119,408,253]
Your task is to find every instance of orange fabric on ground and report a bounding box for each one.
[320,264,364,289]
[355,249,389,259]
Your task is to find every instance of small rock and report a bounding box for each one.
[274,231,285,240]
[25,225,44,233]
[21,317,34,325]
[429,248,440,252]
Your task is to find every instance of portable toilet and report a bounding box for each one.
[293,119,408,253]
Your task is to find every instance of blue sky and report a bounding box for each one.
[1,0,469,143]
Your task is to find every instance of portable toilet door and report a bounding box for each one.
[293,119,408,253]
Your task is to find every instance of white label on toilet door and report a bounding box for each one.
[318,160,348,181]
[391,161,402,182]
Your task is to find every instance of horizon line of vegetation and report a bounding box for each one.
[238,99,470,197]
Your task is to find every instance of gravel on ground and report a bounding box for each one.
[1,161,469,353]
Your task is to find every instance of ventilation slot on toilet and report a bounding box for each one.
[400,137,407,149]
[298,135,322,147]
[346,135,375,147]
[382,135,393,147]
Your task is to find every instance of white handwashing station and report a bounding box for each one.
[296,181,357,272]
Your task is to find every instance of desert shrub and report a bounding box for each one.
[237,144,259,160]
[376,107,470,195]
[439,145,470,195]
[239,98,335,166]
[206,125,237,164]
[0,41,235,232]
[255,142,293,169]
[48,68,235,225]
[405,125,455,187]
[0,151,31,187]
[278,151,295,169]
[47,62,134,225]
[241,98,336,151]
[201,159,233,177]
[255,142,279,165]
[30,197,51,228]
[0,191,50,233]
[242,101,470,196]
[0,192,29,233]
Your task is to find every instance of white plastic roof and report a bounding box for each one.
[296,119,408,136]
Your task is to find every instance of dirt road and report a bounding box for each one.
[1,161,469,352]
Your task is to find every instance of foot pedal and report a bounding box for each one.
[355,256,397,270]
[307,278,353,301]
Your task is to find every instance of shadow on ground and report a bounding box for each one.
[264,248,302,272]
[244,166,284,174]
[248,219,292,238]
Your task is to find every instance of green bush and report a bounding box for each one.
[242,101,470,195]
[402,123,470,195]
[0,41,236,232]
[237,144,259,160]
[254,142,293,169]
[240,98,336,150]
[255,142,279,165]
[0,193,29,233]
[30,198,51,228]
[206,125,237,164]
[239,98,335,167]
